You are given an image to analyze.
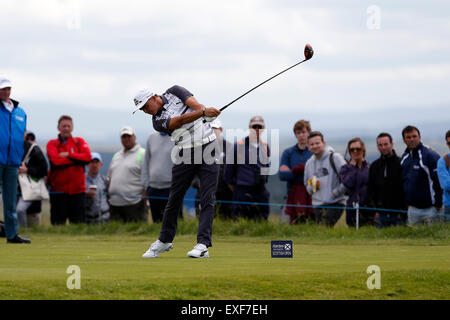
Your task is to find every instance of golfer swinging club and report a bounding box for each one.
[133,85,221,258]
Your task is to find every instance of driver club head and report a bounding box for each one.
[304,44,314,61]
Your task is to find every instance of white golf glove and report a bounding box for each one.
[203,116,217,122]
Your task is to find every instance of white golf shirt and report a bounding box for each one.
[152,85,216,149]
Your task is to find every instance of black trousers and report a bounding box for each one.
[231,185,270,221]
[110,200,149,223]
[159,144,219,247]
[146,187,183,223]
[50,193,86,225]
[313,203,344,227]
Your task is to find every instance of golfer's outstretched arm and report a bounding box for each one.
[168,96,220,131]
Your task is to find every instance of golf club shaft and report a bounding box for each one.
[220,59,307,112]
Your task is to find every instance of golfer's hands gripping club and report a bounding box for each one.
[203,107,221,123]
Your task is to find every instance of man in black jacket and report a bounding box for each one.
[224,116,271,221]
[17,136,48,228]
[368,133,407,227]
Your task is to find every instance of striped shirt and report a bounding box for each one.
[152,85,215,148]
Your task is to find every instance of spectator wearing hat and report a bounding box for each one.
[0,76,30,243]
[133,85,221,259]
[85,152,110,224]
[108,126,148,223]
[211,119,234,219]
[279,120,313,224]
[224,116,271,221]
[141,131,178,223]
[47,115,92,225]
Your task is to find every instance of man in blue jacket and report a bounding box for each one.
[0,77,30,243]
[400,125,443,226]
[437,130,450,222]
[279,120,313,224]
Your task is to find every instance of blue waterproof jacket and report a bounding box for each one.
[437,154,450,207]
[400,143,442,208]
[0,99,27,166]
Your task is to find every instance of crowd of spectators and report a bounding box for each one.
[1,76,449,245]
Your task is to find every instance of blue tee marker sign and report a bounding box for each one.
[271,241,293,258]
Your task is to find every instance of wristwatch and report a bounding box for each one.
[202,107,206,117]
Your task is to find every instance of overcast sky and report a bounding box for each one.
[1,0,449,150]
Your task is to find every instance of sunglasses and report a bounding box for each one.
[251,125,263,130]
[350,148,362,153]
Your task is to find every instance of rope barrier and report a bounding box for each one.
[47,191,409,214]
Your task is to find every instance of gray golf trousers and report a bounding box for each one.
[159,142,219,247]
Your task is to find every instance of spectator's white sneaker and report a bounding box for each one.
[142,240,173,258]
[187,244,209,258]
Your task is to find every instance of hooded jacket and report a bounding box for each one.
[0,99,27,166]
[400,142,442,209]
[304,146,347,206]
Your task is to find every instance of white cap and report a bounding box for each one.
[0,77,12,89]
[120,126,135,136]
[90,152,103,162]
[210,119,222,129]
[132,89,154,114]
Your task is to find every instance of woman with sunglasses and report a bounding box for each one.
[340,137,373,228]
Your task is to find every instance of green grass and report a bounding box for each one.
[1,220,449,300]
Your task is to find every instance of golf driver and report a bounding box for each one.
[219,44,314,112]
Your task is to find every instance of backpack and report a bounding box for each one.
[329,152,342,183]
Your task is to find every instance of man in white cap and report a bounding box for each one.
[107,126,148,223]
[0,77,30,243]
[133,85,221,258]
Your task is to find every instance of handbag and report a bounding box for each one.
[18,144,50,201]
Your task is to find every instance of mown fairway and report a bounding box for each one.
[1,220,449,300]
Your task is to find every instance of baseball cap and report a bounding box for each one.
[91,152,103,162]
[0,77,12,89]
[210,119,222,129]
[133,89,154,114]
[120,126,135,136]
[249,116,265,128]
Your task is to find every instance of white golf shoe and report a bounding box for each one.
[187,244,210,258]
[142,240,173,258]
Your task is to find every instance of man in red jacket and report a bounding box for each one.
[47,115,91,225]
